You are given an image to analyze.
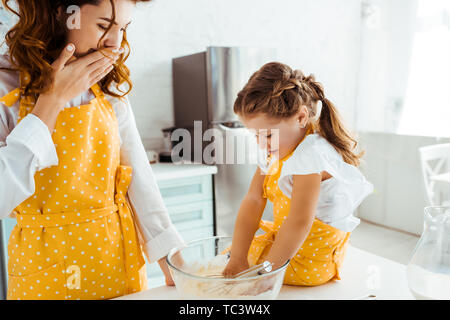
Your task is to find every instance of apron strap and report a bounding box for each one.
[16,71,36,123]
[90,83,105,99]
[20,70,31,88]
[0,87,21,107]
[0,71,33,123]
[0,71,36,124]
[0,70,27,107]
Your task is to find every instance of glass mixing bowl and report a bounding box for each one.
[166,236,289,300]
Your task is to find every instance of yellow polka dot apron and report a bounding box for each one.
[0,71,148,300]
[247,125,351,286]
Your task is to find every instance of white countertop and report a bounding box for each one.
[115,246,415,300]
[151,162,218,181]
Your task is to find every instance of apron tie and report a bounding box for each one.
[114,165,147,294]
[15,165,147,295]
[16,205,119,229]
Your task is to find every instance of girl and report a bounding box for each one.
[223,62,373,286]
[0,0,185,299]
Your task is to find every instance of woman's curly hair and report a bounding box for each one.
[0,0,151,99]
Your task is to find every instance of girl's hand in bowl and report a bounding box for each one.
[222,257,249,278]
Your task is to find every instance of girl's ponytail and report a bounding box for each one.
[306,78,363,167]
[234,62,364,167]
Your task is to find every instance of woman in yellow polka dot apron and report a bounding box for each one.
[246,126,351,286]
[0,71,147,299]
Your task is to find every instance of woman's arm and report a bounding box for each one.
[0,47,119,219]
[113,95,185,282]
[0,67,60,219]
[223,167,267,275]
[0,60,59,220]
[265,173,322,269]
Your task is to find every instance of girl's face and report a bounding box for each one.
[239,106,309,160]
[64,0,136,58]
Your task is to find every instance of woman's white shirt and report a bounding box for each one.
[0,53,185,263]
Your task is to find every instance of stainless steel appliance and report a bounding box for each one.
[172,46,277,236]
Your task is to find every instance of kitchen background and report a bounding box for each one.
[1,0,449,297]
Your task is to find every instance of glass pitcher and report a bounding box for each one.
[406,206,450,299]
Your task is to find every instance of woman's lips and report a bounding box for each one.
[75,48,96,59]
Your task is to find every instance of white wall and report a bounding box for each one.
[356,0,418,134]
[126,0,362,150]
[1,0,363,150]
[354,0,450,235]
[4,1,447,236]
[357,132,450,235]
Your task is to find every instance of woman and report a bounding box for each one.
[0,0,185,300]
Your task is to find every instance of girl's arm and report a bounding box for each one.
[223,167,267,275]
[265,173,322,269]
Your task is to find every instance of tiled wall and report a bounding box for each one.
[125,0,362,151]
[0,0,363,150]
[3,1,448,237]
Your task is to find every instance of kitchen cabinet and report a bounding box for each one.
[0,163,218,297]
[145,164,217,287]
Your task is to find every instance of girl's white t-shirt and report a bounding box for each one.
[257,133,374,232]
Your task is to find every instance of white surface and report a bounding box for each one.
[122,0,362,151]
[115,246,415,300]
[151,163,218,181]
[351,220,419,265]
[431,173,450,183]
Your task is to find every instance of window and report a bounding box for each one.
[398,0,450,137]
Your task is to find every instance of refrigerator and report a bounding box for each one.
[172,46,277,237]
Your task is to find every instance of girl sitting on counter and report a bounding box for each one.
[223,62,373,286]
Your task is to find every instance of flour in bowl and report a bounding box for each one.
[174,254,278,299]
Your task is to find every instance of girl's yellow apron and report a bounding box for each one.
[247,125,351,286]
[0,71,148,299]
